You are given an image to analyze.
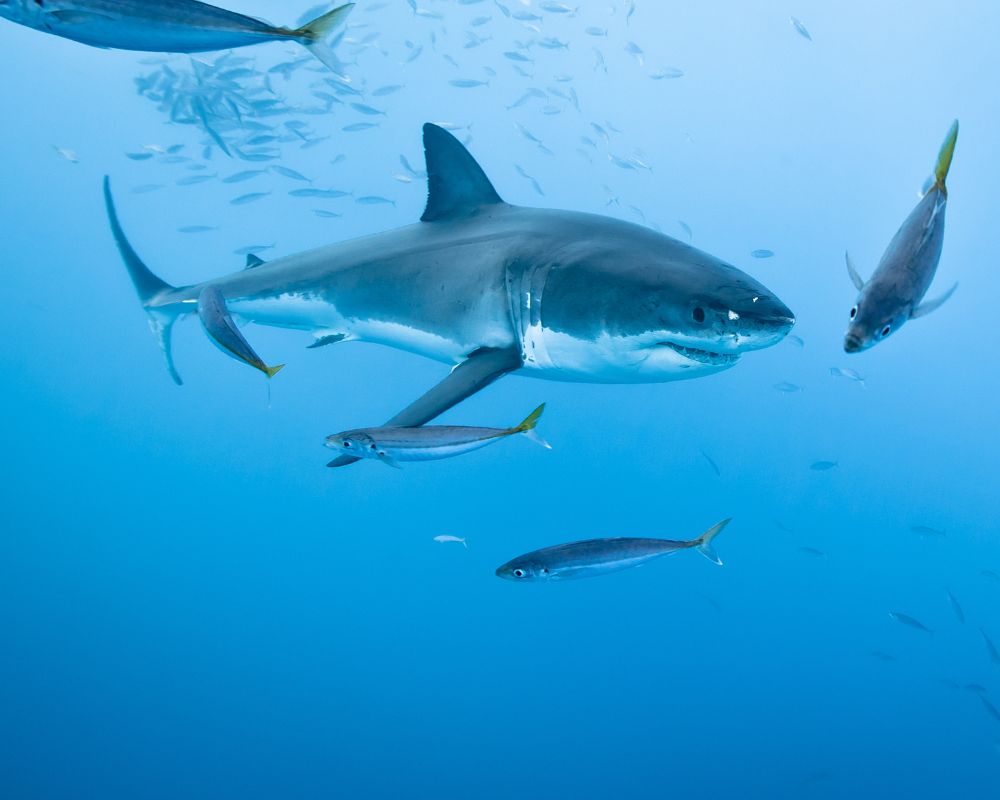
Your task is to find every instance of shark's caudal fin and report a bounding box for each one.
[293,4,354,80]
[420,123,505,221]
[693,518,731,566]
[933,119,959,193]
[104,177,187,385]
[509,403,551,449]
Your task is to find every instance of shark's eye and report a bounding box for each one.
[370,444,377,450]
[692,307,705,323]
[342,440,352,448]
[512,568,526,578]
[881,325,891,337]
[850,305,858,319]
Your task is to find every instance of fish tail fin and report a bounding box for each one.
[264,363,285,379]
[104,176,188,385]
[295,4,354,78]
[511,403,551,449]
[693,518,731,566]
[934,119,959,192]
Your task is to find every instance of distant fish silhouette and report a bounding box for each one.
[889,611,933,634]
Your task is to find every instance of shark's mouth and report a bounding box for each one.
[657,341,740,367]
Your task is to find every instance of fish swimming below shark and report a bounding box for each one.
[844,121,959,353]
[495,518,731,582]
[103,122,795,469]
[0,0,354,75]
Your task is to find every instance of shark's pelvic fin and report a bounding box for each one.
[327,345,523,468]
[845,251,865,291]
[420,123,505,222]
[104,176,187,385]
[910,282,958,319]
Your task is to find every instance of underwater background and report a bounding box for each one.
[2,1,999,797]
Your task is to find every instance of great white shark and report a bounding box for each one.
[105,123,795,467]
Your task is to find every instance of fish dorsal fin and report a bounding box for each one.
[420,123,503,222]
[245,254,265,269]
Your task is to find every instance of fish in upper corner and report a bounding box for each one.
[196,284,284,380]
[0,1,354,75]
[844,121,959,353]
[495,518,730,582]
[889,611,933,634]
[433,535,468,548]
[324,404,549,468]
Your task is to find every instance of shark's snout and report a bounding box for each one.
[844,333,863,354]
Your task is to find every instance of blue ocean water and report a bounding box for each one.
[1,1,999,797]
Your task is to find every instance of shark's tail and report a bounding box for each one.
[104,177,189,385]
[292,4,354,80]
[692,518,731,566]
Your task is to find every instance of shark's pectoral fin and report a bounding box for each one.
[377,451,402,469]
[845,251,865,291]
[326,346,523,469]
[420,123,505,222]
[910,282,958,319]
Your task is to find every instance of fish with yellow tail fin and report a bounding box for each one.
[844,120,960,353]
[0,1,353,76]
[495,518,731,582]
[197,286,284,379]
[324,404,549,469]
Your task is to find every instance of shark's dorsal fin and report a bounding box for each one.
[245,254,265,269]
[420,123,503,222]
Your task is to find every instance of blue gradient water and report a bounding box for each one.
[2,2,998,797]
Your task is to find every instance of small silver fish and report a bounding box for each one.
[495,519,730,582]
[325,404,549,468]
[0,1,354,72]
[773,381,802,393]
[946,589,965,624]
[197,286,284,378]
[810,460,838,471]
[751,249,774,259]
[829,366,866,386]
[889,611,933,634]
[981,628,1000,666]
[790,16,812,41]
[433,535,467,548]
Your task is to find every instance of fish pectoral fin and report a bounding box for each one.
[377,451,402,469]
[326,345,523,469]
[845,251,865,291]
[910,282,958,319]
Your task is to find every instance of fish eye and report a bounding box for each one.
[881,325,891,337]
[370,443,377,450]
[512,568,526,578]
[692,307,705,323]
[850,305,858,319]
[342,439,352,448]
[541,568,549,574]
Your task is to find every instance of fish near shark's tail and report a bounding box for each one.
[692,518,731,566]
[104,177,188,385]
[933,119,959,194]
[292,4,354,80]
[509,403,551,449]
